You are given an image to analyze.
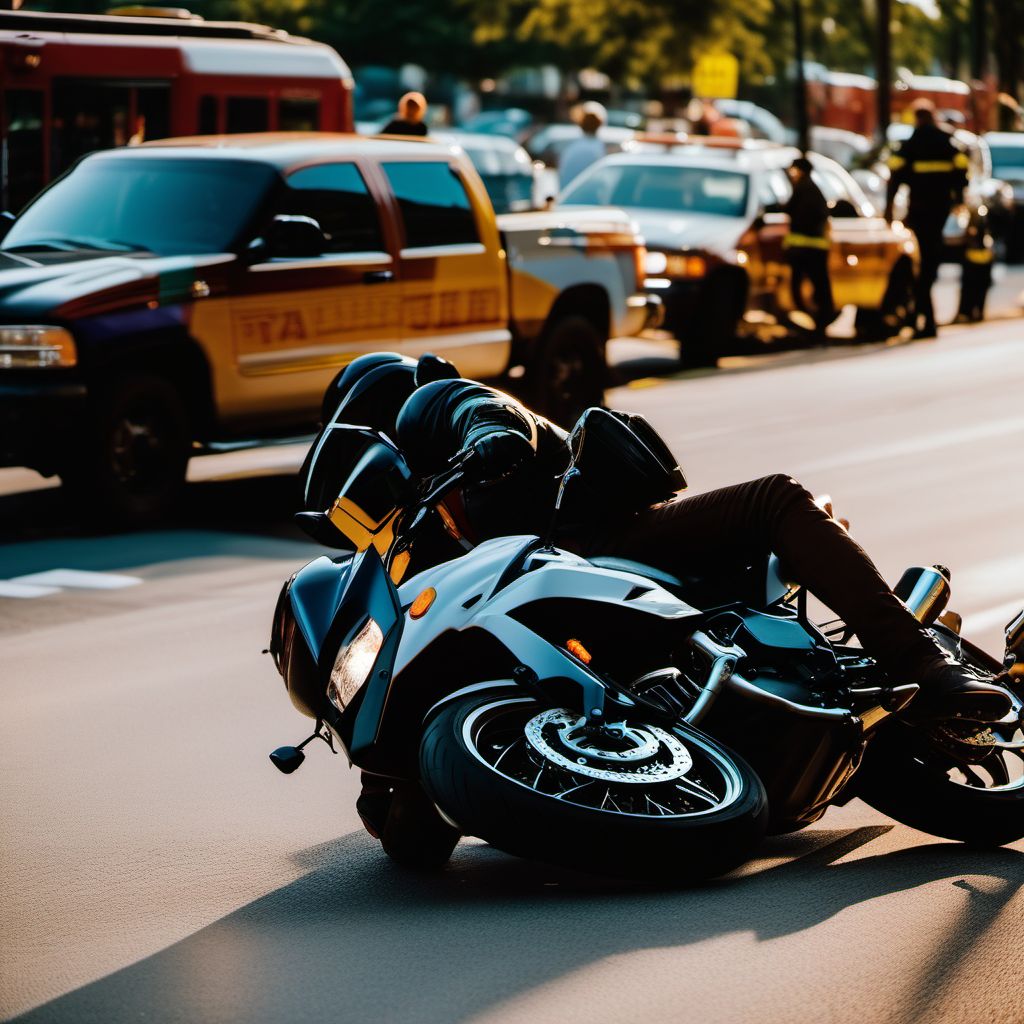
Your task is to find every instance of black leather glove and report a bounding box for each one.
[468,431,534,484]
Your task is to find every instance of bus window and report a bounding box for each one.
[3,90,44,212]
[51,80,132,176]
[135,86,171,144]
[279,98,321,132]
[226,97,269,134]
[198,96,219,135]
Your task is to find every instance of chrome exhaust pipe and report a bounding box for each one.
[894,565,951,626]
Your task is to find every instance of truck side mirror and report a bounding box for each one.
[264,214,327,259]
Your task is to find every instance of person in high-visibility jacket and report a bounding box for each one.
[956,224,994,324]
[783,156,835,334]
[885,99,969,338]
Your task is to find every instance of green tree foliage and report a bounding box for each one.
[25,0,1024,101]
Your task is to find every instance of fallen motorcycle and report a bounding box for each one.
[268,411,1024,879]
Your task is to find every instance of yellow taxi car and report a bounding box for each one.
[559,136,919,365]
[0,133,650,519]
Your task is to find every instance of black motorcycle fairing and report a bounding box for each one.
[318,549,405,764]
[287,554,356,660]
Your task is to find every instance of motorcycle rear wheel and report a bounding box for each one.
[857,637,1024,847]
[420,694,768,880]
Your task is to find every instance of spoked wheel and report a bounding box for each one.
[857,636,1024,847]
[420,695,768,880]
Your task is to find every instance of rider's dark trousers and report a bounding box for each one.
[588,474,940,678]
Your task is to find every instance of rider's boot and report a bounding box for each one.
[900,652,1014,723]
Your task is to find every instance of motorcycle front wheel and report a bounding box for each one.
[420,695,768,880]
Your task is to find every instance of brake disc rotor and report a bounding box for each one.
[524,708,693,783]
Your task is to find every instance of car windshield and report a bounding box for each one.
[3,156,278,256]
[989,145,1024,178]
[562,163,749,217]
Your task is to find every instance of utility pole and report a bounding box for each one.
[875,0,892,145]
[792,0,810,152]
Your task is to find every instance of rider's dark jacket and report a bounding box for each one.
[396,378,571,540]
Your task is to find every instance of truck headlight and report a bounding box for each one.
[0,326,77,368]
[645,250,668,275]
[666,254,707,278]
[327,618,384,712]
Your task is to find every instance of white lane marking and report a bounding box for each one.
[962,600,1024,636]
[0,580,62,599]
[793,416,1024,474]
[10,569,142,590]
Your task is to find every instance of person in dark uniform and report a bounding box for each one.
[380,92,429,137]
[783,157,835,334]
[885,100,969,339]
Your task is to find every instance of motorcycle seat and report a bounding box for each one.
[587,555,686,593]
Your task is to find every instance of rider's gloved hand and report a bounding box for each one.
[468,431,533,484]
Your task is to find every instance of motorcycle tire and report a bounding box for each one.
[856,721,1024,848]
[420,694,768,881]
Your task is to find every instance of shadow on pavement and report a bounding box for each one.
[14,827,1023,1024]
[0,472,323,577]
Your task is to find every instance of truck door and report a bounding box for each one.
[221,160,402,427]
[378,158,510,380]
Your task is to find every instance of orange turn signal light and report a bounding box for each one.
[566,638,592,664]
[409,587,436,619]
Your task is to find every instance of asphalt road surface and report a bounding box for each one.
[2,317,1024,1023]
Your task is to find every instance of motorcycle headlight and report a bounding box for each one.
[327,618,384,712]
[0,325,77,369]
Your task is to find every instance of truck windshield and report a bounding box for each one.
[3,156,278,256]
[562,163,749,218]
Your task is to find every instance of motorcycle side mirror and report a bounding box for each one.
[269,745,305,774]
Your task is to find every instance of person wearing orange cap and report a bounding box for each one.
[382,92,429,137]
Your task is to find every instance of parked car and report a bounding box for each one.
[984,132,1024,261]
[559,139,918,365]
[0,133,652,519]
[460,108,534,141]
[524,124,635,171]
[808,126,872,171]
[715,100,790,145]
[435,131,539,213]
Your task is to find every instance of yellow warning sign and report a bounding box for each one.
[693,53,740,100]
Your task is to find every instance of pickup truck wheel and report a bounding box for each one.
[681,275,741,368]
[529,314,606,427]
[61,374,190,524]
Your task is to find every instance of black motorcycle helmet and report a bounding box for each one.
[321,351,463,436]
[414,352,460,387]
[321,352,412,425]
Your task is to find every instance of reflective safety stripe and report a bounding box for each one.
[965,248,994,264]
[953,153,970,169]
[911,160,956,173]
[888,155,907,171]
[784,233,831,250]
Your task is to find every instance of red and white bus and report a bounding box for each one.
[1,7,354,212]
